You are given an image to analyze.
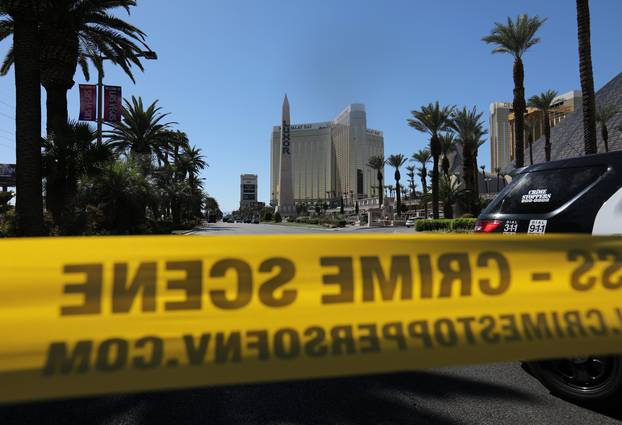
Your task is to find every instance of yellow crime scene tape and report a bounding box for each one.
[1,233,622,403]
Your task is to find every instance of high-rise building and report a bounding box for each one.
[490,91,582,170]
[270,103,384,205]
[489,102,513,171]
[239,174,258,209]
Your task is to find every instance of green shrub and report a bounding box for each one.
[274,212,282,223]
[415,219,452,232]
[0,210,17,237]
[308,218,319,225]
[262,211,273,222]
[451,218,477,231]
[415,218,477,232]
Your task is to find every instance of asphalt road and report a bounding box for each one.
[188,221,416,234]
[2,222,620,424]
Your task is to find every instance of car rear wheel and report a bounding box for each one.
[526,356,622,407]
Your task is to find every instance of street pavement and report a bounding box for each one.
[188,221,416,234]
[1,222,620,424]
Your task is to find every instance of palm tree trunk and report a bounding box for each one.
[513,57,526,167]
[377,171,383,208]
[528,135,534,165]
[576,0,598,155]
[12,4,45,235]
[44,85,69,138]
[442,156,450,177]
[544,115,552,161]
[430,135,441,219]
[421,176,428,218]
[395,180,401,216]
[602,124,609,152]
[462,144,473,213]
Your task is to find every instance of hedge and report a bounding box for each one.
[415,218,477,232]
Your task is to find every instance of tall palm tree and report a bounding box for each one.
[416,168,429,217]
[528,90,558,161]
[480,165,488,193]
[175,144,207,187]
[408,102,454,218]
[412,149,431,216]
[386,154,407,216]
[1,0,45,235]
[576,0,597,154]
[439,132,456,177]
[494,166,502,191]
[1,0,149,139]
[450,106,487,214]
[524,116,537,166]
[596,105,618,153]
[405,164,416,200]
[107,96,175,174]
[483,14,546,168]
[366,155,384,208]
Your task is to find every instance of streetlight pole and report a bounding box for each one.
[94,50,158,143]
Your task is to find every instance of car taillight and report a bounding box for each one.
[474,219,503,233]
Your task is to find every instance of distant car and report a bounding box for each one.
[476,151,622,407]
[405,217,418,228]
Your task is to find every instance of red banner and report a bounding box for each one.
[104,85,122,123]
[78,84,97,121]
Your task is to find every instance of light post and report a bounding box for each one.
[95,50,158,143]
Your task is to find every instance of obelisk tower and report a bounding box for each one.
[276,95,296,217]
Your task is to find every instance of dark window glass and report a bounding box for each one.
[482,166,605,215]
[242,194,256,200]
[242,184,256,193]
[357,169,364,195]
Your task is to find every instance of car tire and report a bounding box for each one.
[525,356,622,408]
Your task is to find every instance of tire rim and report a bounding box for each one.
[545,356,613,392]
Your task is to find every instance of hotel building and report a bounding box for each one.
[270,104,384,205]
[490,90,582,170]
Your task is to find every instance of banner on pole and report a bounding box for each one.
[104,85,122,123]
[78,84,97,122]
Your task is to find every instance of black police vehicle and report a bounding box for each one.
[476,151,622,406]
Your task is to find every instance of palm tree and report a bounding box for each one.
[1,1,45,235]
[439,132,456,177]
[440,175,465,219]
[524,116,537,166]
[528,90,558,161]
[480,165,488,193]
[405,165,416,200]
[175,144,207,187]
[366,155,384,208]
[495,167,502,191]
[408,102,454,218]
[576,0,597,154]
[483,14,546,168]
[412,149,431,217]
[386,154,407,216]
[596,105,618,153]
[107,96,175,174]
[1,0,149,139]
[450,106,487,214]
[43,121,113,231]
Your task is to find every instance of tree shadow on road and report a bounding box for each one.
[0,370,543,425]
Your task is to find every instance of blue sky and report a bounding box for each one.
[1,0,622,212]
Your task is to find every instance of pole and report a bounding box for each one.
[97,62,103,143]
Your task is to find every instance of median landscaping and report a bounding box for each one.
[415,218,477,233]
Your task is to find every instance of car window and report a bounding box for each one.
[482,165,606,215]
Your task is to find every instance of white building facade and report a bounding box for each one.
[270,104,384,205]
